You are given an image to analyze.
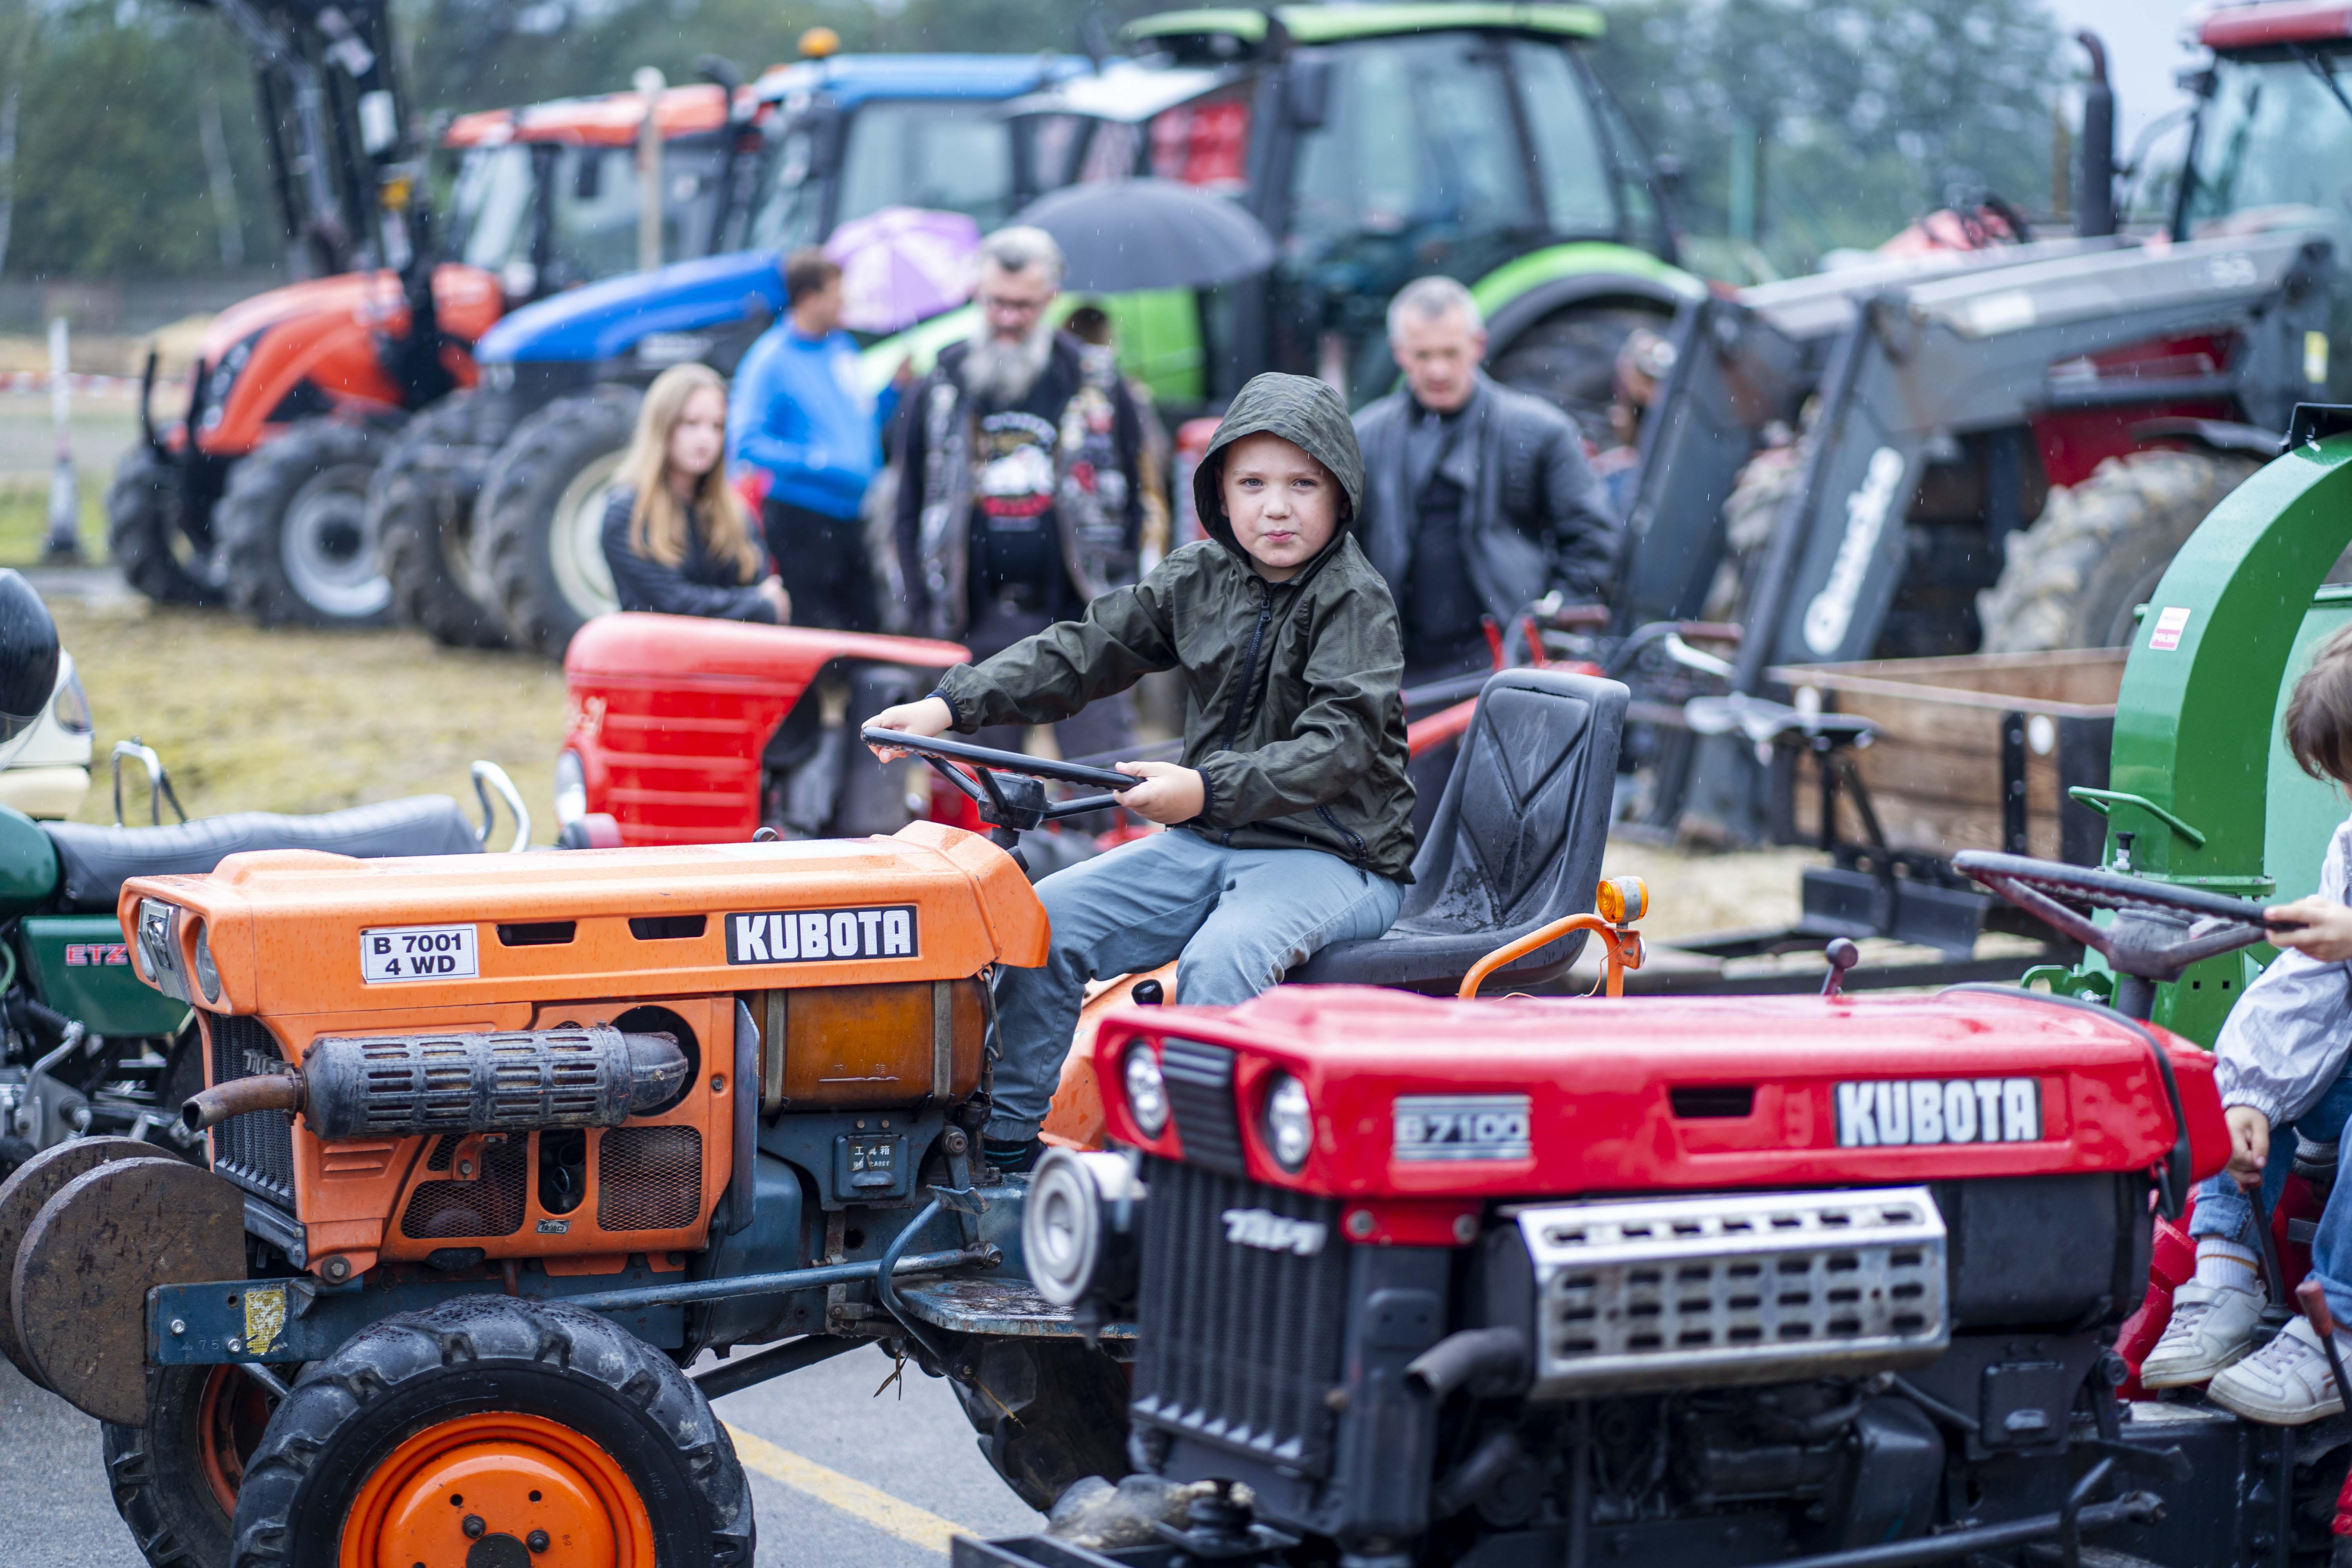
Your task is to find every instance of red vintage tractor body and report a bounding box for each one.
[561,612,974,846]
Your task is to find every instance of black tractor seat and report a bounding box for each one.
[44,795,481,912]
[1292,667,1627,993]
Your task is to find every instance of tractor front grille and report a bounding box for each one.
[207,1014,297,1209]
[1130,1157,1348,1477]
[1517,1187,1949,1397]
[1159,1038,1245,1175]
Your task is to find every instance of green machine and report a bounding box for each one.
[2003,407,2352,1042]
[0,753,529,1176]
[1005,2,1704,429]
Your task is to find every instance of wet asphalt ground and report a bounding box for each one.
[0,1340,1044,1566]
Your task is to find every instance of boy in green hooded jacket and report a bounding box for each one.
[867,372,1415,1167]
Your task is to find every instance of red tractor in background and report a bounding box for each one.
[106,0,768,630]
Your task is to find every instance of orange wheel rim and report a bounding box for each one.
[340,1410,653,1568]
[196,1365,271,1516]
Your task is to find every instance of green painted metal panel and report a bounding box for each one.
[1470,242,1707,319]
[20,913,190,1039]
[2264,587,2352,904]
[1129,5,1606,44]
[2099,434,2352,1043]
[858,289,1203,405]
[0,805,56,917]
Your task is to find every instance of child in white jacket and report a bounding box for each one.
[2144,623,2352,1423]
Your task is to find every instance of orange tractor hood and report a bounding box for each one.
[118,821,1047,1020]
[197,265,506,363]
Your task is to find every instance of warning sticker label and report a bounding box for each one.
[2149,605,2192,652]
[361,924,479,983]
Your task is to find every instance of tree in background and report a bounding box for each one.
[1592,0,2062,278]
[4,0,277,278]
[4,0,2064,281]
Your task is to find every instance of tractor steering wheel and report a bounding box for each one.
[1953,849,2306,1000]
[860,726,1134,849]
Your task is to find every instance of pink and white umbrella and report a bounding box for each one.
[824,207,981,334]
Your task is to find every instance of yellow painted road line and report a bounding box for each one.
[726,1422,967,1555]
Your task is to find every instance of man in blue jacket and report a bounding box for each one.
[729,249,883,631]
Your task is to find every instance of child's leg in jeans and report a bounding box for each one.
[985,832,1231,1144]
[1174,848,1405,1005]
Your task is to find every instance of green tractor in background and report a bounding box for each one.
[1005,2,1700,433]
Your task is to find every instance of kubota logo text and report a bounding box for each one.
[1835,1078,2041,1147]
[726,906,917,964]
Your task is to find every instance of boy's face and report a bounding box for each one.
[1220,432,1341,581]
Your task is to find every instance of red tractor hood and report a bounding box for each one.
[1093,987,2227,1214]
[565,612,969,688]
[197,265,505,362]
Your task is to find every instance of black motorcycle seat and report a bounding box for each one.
[45,795,480,912]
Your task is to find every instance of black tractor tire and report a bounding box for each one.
[1978,448,2261,653]
[229,1296,753,1567]
[215,421,395,628]
[106,449,222,607]
[102,1363,277,1568]
[951,1341,1132,1512]
[371,392,508,649]
[1488,303,1671,448]
[477,388,640,660]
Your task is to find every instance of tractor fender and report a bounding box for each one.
[475,248,785,367]
[1473,243,1705,356]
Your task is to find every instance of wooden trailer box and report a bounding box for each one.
[1767,648,2125,864]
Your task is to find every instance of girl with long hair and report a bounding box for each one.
[601,363,791,622]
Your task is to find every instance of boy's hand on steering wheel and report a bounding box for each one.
[865,696,954,762]
[2266,896,2352,962]
[1113,761,1205,826]
[2225,1105,2272,1192]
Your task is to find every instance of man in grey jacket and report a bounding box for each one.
[1352,276,1622,688]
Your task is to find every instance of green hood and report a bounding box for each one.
[1192,373,1366,550]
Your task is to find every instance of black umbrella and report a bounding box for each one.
[1011,178,1276,292]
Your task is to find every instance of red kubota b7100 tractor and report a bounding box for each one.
[951,415,2352,1568]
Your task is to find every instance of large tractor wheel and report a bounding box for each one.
[1488,303,1671,447]
[215,421,394,628]
[102,1362,277,1568]
[372,392,508,649]
[106,449,223,607]
[1978,448,2261,652]
[477,389,639,660]
[229,1296,754,1567]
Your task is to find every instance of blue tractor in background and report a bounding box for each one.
[388,48,1088,656]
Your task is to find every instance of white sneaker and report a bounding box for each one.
[2207,1316,2348,1424]
[2140,1281,2266,1388]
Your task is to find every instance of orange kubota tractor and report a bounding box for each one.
[0,663,1628,1565]
[107,0,764,629]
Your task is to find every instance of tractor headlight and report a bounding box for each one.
[1264,1073,1314,1171]
[1123,1043,1169,1138]
[190,920,221,1003]
[553,749,586,826]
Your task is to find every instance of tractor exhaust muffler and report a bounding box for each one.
[182,1025,690,1140]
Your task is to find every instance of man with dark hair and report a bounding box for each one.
[729,246,882,630]
[891,225,1149,761]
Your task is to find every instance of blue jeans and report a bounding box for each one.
[2190,1067,2352,1319]
[986,830,1406,1141]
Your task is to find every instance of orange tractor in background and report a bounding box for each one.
[106,3,769,630]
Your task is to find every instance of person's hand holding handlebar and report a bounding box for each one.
[866,697,953,762]
[2264,896,2352,960]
